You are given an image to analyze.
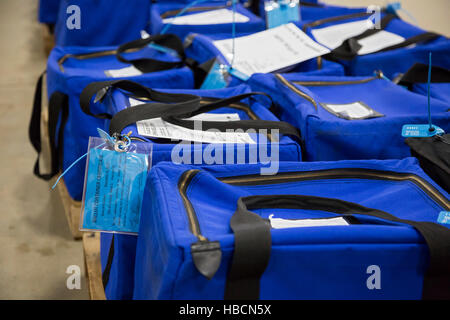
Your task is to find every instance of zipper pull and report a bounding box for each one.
[375,70,390,81]
[191,240,222,280]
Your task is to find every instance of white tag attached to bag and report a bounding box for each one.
[269,215,349,229]
[320,101,383,120]
[129,98,256,144]
[105,65,143,78]
[356,30,405,55]
[162,8,250,25]
[311,19,373,50]
[213,23,330,77]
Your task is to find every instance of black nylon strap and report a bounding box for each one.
[166,118,300,139]
[29,72,68,180]
[116,34,185,73]
[326,14,439,60]
[399,63,450,85]
[29,72,45,176]
[109,91,300,139]
[79,79,201,119]
[108,92,264,135]
[225,195,450,300]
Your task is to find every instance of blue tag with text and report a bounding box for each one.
[265,0,300,29]
[437,211,450,225]
[81,148,148,234]
[200,60,231,89]
[401,124,444,138]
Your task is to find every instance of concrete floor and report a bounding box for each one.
[0,0,448,299]
[0,1,89,299]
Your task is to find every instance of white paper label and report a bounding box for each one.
[356,30,405,55]
[321,102,378,119]
[105,65,143,78]
[129,98,256,144]
[311,20,405,55]
[213,23,330,77]
[162,8,250,25]
[269,215,349,229]
[311,19,373,50]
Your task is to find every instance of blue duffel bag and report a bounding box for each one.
[54,0,151,46]
[149,1,265,41]
[38,0,60,26]
[28,34,195,201]
[133,158,450,299]
[301,12,449,78]
[248,72,450,161]
[81,81,303,299]
[396,63,450,103]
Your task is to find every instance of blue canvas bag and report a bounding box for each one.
[38,0,60,26]
[248,72,450,161]
[149,1,265,41]
[28,34,195,201]
[132,158,450,299]
[54,0,151,46]
[82,82,303,299]
[300,12,449,78]
[397,63,450,103]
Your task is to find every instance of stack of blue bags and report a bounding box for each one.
[32,0,450,300]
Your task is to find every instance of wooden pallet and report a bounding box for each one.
[39,73,84,240]
[55,178,83,240]
[83,232,106,300]
[41,24,54,57]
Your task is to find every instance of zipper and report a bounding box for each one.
[179,168,450,244]
[275,72,384,110]
[160,4,230,19]
[178,169,207,241]
[275,74,318,110]
[302,11,372,32]
[58,48,141,72]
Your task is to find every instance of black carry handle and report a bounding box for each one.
[108,91,301,139]
[116,34,186,73]
[79,79,201,120]
[28,72,68,180]
[398,63,450,85]
[225,194,450,300]
[326,14,440,60]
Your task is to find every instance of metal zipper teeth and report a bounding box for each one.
[178,169,207,241]
[275,72,384,109]
[179,168,450,243]
[302,11,372,31]
[218,169,450,210]
[275,74,318,110]
[292,72,382,86]
[160,5,229,19]
[58,48,141,72]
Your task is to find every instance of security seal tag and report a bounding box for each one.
[80,135,152,235]
[401,124,444,138]
[437,212,450,225]
[265,0,300,29]
[200,59,231,89]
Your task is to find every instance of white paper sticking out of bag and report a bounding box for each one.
[311,19,373,50]
[129,98,256,144]
[356,31,405,55]
[269,215,349,229]
[162,8,250,25]
[105,65,143,78]
[310,19,405,55]
[213,23,330,77]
